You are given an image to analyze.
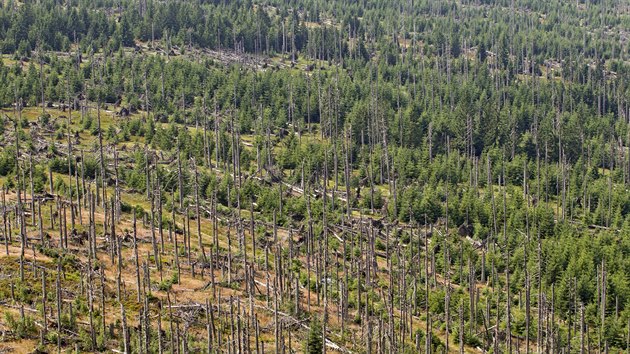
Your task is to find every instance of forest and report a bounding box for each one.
[0,0,629,353]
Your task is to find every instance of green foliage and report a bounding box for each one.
[49,157,76,175]
[157,272,179,291]
[0,147,16,176]
[0,0,629,352]
[305,318,323,354]
[4,312,37,339]
[78,328,94,351]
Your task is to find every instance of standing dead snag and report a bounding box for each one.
[172,190,181,285]
[121,301,130,354]
[96,87,106,208]
[13,105,27,282]
[29,154,35,227]
[193,158,206,261]
[134,211,142,303]
[149,162,161,272]
[157,170,164,253]
[56,260,62,350]
[87,248,96,350]
[41,268,47,340]
[114,147,121,222]
[177,139,184,210]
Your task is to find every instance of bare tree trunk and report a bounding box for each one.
[133,211,142,302]
[41,268,47,339]
[194,159,206,261]
[97,96,106,207]
[14,112,26,282]
[121,301,130,354]
[177,142,184,210]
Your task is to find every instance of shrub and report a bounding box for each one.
[305,318,323,354]
[4,312,37,339]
